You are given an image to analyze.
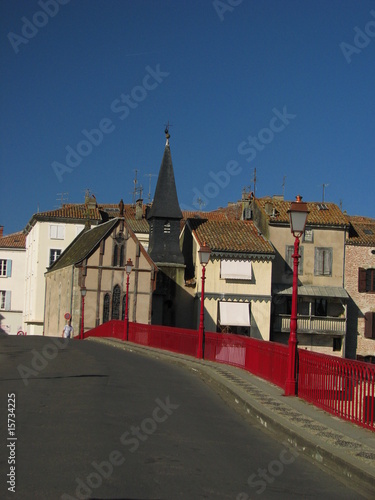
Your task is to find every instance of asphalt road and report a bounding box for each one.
[0,336,367,499]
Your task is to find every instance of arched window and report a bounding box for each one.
[103,294,110,323]
[121,294,126,320]
[112,285,121,319]
[113,245,118,267]
[119,245,125,267]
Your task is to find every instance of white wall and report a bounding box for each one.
[0,247,26,335]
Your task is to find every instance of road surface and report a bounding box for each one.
[0,336,367,499]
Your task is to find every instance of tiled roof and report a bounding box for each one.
[0,231,26,249]
[48,219,118,272]
[347,216,375,246]
[188,219,274,255]
[255,197,348,227]
[38,205,103,220]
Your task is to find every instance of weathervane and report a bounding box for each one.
[164,121,172,140]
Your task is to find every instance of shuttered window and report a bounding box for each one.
[364,312,375,339]
[285,246,304,274]
[314,247,332,276]
[359,268,375,292]
[0,260,11,277]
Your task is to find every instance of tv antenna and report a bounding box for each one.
[282,175,286,198]
[196,198,206,211]
[321,183,329,202]
[144,173,157,204]
[132,169,143,205]
[56,192,69,208]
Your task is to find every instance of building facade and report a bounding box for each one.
[0,228,26,335]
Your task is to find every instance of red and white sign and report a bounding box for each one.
[64,313,71,320]
[17,330,26,336]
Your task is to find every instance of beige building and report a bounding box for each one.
[180,218,275,340]
[44,216,157,337]
[251,196,349,356]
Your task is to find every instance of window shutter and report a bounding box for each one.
[6,260,12,277]
[5,291,11,311]
[323,249,332,275]
[314,248,322,275]
[364,312,375,339]
[358,268,367,292]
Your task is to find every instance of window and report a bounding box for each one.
[218,301,251,335]
[49,224,65,240]
[364,312,375,339]
[358,268,375,293]
[49,249,62,267]
[0,259,11,277]
[103,294,110,323]
[314,247,332,276]
[0,290,11,310]
[315,298,328,317]
[333,337,342,351]
[285,246,304,274]
[220,260,252,280]
[112,285,121,320]
[113,246,118,267]
[303,228,314,243]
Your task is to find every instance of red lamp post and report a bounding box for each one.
[123,258,133,341]
[197,243,211,359]
[285,195,309,396]
[80,287,87,340]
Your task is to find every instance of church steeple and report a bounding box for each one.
[147,128,184,264]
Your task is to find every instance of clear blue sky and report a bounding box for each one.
[1,0,374,235]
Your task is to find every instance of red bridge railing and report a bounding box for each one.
[298,349,375,430]
[82,320,375,431]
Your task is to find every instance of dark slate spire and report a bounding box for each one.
[147,130,183,220]
[147,129,184,265]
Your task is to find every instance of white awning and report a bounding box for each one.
[220,260,252,280]
[219,301,251,326]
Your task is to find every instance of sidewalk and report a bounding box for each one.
[90,337,375,498]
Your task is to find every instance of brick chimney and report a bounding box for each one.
[0,226,3,238]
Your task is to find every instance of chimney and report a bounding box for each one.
[0,226,3,238]
[135,199,143,220]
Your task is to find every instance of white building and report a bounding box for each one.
[0,227,26,335]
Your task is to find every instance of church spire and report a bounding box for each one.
[147,128,184,265]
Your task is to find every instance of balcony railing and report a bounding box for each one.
[274,314,346,334]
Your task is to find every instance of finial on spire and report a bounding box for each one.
[164,121,171,145]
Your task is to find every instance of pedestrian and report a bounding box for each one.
[62,322,73,339]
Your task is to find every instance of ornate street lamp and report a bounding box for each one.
[285,195,309,396]
[80,287,87,340]
[197,243,211,359]
[123,258,134,341]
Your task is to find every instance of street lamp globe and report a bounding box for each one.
[198,243,211,267]
[125,258,134,275]
[288,195,309,238]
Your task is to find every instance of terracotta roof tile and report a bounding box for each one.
[347,216,375,246]
[0,231,26,249]
[189,219,274,255]
[255,197,348,227]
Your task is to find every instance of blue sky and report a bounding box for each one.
[1,0,374,235]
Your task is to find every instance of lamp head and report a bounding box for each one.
[287,195,309,238]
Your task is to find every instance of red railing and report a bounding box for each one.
[298,349,375,430]
[205,331,289,389]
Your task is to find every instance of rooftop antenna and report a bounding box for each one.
[322,183,329,202]
[56,192,69,208]
[282,175,286,198]
[144,173,157,204]
[251,168,257,196]
[197,198,206,211]
[131,169,143,205]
